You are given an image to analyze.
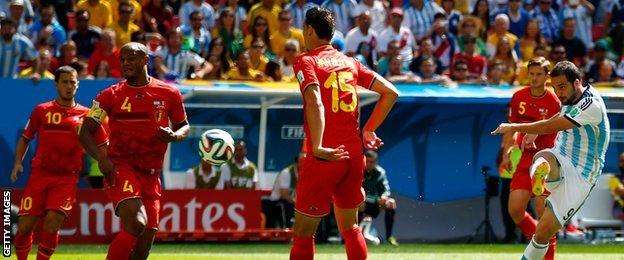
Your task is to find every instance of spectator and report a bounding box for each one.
[386,55,420,83]
[471,0,492,39]
[109,0,142,26]
[594,0,617,37]
[179,0,216,31]
[585,43,617,83]
[222,140,259,189]
[321,0,358,35]
[93,61,111,78]
[262,152,304,228]
[549,44,567,65]
[486,14,518,59]
[155,28,213,80]
[270,10,304,57]
[430,16,459,72]
[142,0,175,34]
[358,0,387,34]
[498,0,531,38]
[69,60,93,79]
[517,19,545,62]
[559,0,594,49]
[212,7,244,60]
[440,0,463,36]
[248,0,282,36]
[590,59,623,86]
[205,37,232,79]
[249,38,270,72]
[530,0,559,43]
[68,10,101,60]
[417,56,454,85]
[609,152,624,220]
[410,37,444,76]
[345,10,378,58]
[6,0,32,35]
[75,0,113,29]
[452,34,487,80]
[28,4,66,54]
[224,0,249,34]
[553,18,587,67]
[0,18,36,78]
[450,59,478,84]
[355,41,377,71]
[489,36,520,84]
[516,44,548,85]
[87,29,121,78]
[378,40,404,76]
[457,15,487,56]
[359,150,398,246]
[284,0,317,30]
[280,39,299,80]
[184,160,228,189]
[18,48,54,81]
[265,60,283,81]
[487,59,510,85]
[244,16,273,56]
[379,8,417,68]
[225,50,265,81]
[182,11,212,58]
[330,31,346,52]
[51,41,79,72]
[403,0,444,41]
[109,1,140,47]
[594,24,624,63]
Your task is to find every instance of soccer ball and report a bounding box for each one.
[198,129,235,165]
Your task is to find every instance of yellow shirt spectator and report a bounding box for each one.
[486,32,518,58]
[18,68,54,79]
[435,0,468,14]
[248,2,281,36]
[106,0,142,25]
[109,22,140,47]
[270,28,304,57]
[225,67,264,81]
[76,0,113,29]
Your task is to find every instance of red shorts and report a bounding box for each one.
[105,161,162,230]
[295,154,366,217]
[511,165,551,196]
[19,169,78,218]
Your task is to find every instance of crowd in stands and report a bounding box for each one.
[2,0,624,87]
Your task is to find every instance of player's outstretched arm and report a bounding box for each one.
[80,117,115,186]
[362,76,399,150]
[491,113,576,135]
[11,136,31,182]
[304,84,349,161]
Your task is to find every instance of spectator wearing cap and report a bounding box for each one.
[529,0,559,43]
[379,8,417,68]
[75,0,113,29]
[68,10,101,60]
[358,0,387,34]
[181,10,212,59]
[155,28,213,80]
[440,0,463,36]
[452,35,487,80]
[345,10,378,58]
[497,0,531,38]
[560,0,594,49]
[18,47,54,82]
[284,0,318,30]
[553,17,587,67]
[430,16,459,72]
[6,0,32,35]
[321,0,358,35]
[486,14,518,59]
[87,29,121,78]
[108,1,140,47]
[457,15,487,56]
[179,0,216,31]
[269,10,304,58]
[28,4,66,54]
[0,19,36,78]
[248,0,282,37]
[2,0,34,26]
[403,0,444,42]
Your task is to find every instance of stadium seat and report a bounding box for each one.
[574,174,624,230]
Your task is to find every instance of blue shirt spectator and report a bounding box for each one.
[530,1,560,43]
[27,5,66,54]
[179,0,216,31]
[321,0,358,35]
[0,19,37,78]
[68,10,101,59]
[181,10,212,58]
[284,0,317,30]
[402,0,444,41]
[498,4,531,38]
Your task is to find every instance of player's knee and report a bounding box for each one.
[508,204,525,222]
[17,222,35,235]
[41,212,65,232]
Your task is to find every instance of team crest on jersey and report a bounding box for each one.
[296,71,304,84]
[569,107,580,118]
[155,110,164,121]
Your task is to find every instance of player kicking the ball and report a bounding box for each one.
[80,42,190,260]
[290,7,398,260]
[492,61,610,260]
[11,66,108,260]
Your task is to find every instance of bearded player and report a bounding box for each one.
[79,42,190,260]
[290,7,399,260]
[11,66,108,260]
[500,57,560,258]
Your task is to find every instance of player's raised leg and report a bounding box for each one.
[107,198,147,260]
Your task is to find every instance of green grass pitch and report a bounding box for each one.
[12,243,624,259]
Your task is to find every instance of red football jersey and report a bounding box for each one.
[22,101,108,175]
[508,87,561,166]
[87,78,187,172]
[294,45,376,155]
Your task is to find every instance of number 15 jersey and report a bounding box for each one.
[294,44,377,155]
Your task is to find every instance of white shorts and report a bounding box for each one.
[541,148,594,226]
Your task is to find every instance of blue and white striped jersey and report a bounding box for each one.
[0,34,37,78]
[556,85,610,185]
[156,48,205,80]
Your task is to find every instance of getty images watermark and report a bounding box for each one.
[3,190,11,257]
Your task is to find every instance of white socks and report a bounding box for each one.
[522,236,549,260]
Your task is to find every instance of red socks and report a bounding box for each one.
[106,230,138,260]
[544,235,557,260]
[517,212,537,240]
[290,236,315,260]
[14,232,33,260]
[36,231,59,260]
[342,227,367,260]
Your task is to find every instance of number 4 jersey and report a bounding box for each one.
[294,44,376,155]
